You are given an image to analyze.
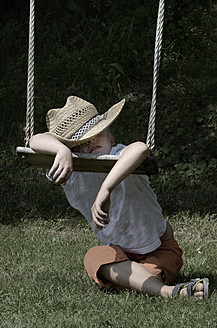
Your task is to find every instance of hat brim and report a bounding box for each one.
[45,99,125,148]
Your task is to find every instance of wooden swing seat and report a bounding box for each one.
[16,147,158,175]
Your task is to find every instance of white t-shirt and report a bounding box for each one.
[62,144,167,254]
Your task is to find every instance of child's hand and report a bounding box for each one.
[48,147,73,185]
[91,187,111,229]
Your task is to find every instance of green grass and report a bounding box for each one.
[0,212,216,328]
[0,148,216,327]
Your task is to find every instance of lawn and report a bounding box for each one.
[0,209,216,328]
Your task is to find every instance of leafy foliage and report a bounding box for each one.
[0,0,216,223]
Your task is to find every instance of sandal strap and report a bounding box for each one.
[172,282,188,297]
[172,278,209,299]
[192,278,209,299]
[187,282,194,297]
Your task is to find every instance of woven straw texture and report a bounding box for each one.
[45,96,125,147]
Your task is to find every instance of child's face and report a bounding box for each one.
[72,130,114,155]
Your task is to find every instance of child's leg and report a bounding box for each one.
[98,260,171,297]
[98,261,205,299]
[84,245,205,299]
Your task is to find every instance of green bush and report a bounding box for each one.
[0,1,216,217]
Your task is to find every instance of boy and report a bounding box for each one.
[30,96,209,299]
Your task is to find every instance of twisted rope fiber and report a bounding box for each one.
[25,0,35,146]
[146,0,165,149]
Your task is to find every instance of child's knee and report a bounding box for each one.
[84,245,128,275]
[84,246,103,268]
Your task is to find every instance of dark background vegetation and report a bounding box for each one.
[0,0,216,224]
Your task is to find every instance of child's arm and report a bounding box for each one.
[91,142,149,229]
[30,134,73,185]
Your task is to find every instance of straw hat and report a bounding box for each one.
[45,96,125,148]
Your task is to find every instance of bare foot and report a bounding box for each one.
[179,282,204,299]
[161,279,207,299]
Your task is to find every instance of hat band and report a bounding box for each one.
[69,114,104,141]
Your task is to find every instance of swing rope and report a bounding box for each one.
[25,0,35,146]
[24,0,165,149]
[146,0,165,150]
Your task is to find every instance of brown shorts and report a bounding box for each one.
[84,239,183,287]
